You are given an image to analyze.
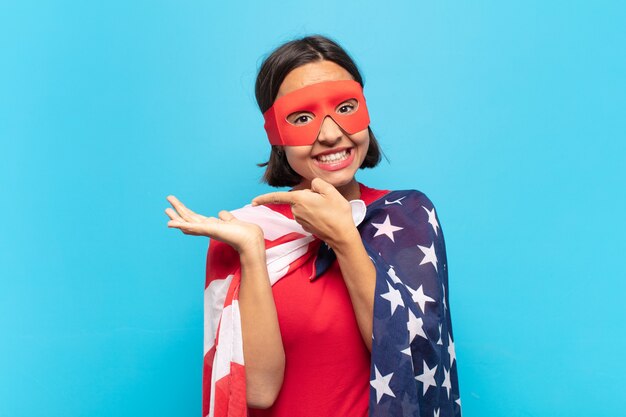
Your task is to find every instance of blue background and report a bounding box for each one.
[1,1,624,416]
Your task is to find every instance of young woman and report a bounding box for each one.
[166,35,461,417]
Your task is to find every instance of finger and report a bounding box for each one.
[164,207,183,220]
[166,195,197,220]
[169,216,220,229]
[252,191,298,206]
[294,218,318,238]
[218,210,235,222]
[295,218,313,233]
[166,195,188,216]
[168,218,194,228]
[167,219,190,231]
[310,178,337,196]
[168,219,213,236]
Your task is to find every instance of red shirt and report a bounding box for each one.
[249,183,389,417]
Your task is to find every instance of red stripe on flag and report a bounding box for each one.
[264,231,308,249]
[202,345,216,417]
[228,362,247,417]
[213,362,247,417]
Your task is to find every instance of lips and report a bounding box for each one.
[316,148,350,163]
[312,147,356,171]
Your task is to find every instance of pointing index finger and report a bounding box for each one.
[252,191,298,206]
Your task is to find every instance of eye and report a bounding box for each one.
[287,111,315,126]
[336,98,358,115]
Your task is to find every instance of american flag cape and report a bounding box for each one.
[202,189,461,417]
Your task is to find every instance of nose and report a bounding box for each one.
[316,116,343,145]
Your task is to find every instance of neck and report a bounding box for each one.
[294,178,361,201]
[336,178,361,200]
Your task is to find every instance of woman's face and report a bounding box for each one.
[276,60,370,191]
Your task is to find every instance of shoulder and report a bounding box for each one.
[205,205,266,273]
[368,188,440,213]
[206,237,239,280]
[363,188,445,242]
[360,188,446,261]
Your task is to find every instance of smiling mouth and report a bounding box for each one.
[314,148,351,164]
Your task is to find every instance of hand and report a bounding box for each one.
[251,178,357,248]
[165,195,264,254]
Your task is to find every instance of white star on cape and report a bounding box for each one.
[422,205,440,235]
[417,242,438,272]
[442,366,451,399]
[408,308,427,342]
[385,196,406,205]
[387,266,402,285]
[380,281,404,315]
[415,360,438,395]
[372,214,404,242]
[407,284,435,314]
[448,333,456,367]
[434,408,440,417]
[370,366,395,403]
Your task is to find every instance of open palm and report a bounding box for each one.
[165,195,263,253]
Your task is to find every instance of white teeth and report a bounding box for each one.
[317,149,349,163]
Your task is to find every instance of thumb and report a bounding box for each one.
[310,177,336,196]
[218,210,235,222]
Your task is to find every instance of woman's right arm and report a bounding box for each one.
[237,235,285,409]
[165,196,284,409]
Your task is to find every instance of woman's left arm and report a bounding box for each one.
[252,178,375,351]
[327,227,375,351]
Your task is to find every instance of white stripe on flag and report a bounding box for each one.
[204,274,234,355]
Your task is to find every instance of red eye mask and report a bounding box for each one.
[263,79,370,146]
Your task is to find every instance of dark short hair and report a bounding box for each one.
[255,34,382,187]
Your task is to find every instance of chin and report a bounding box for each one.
[319,172,357,188]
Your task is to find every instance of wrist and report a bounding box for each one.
[238,234,266,262]
[327,226,362,252]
